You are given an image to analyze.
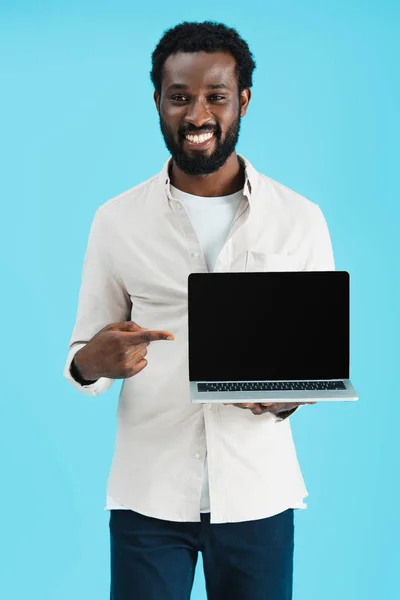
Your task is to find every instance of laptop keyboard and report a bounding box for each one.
[197,381,346,392]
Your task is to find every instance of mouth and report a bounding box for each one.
[182,131,215,150]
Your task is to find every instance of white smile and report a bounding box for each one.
[185,132,214,144]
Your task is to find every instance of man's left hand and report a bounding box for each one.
[223,401,316,416]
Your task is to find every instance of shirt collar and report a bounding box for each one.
[160,154,258,203]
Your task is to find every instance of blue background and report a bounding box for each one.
[1,1,399,598]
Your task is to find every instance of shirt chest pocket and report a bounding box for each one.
[245,250,303,272]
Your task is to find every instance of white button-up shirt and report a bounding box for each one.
[64,155,335,524]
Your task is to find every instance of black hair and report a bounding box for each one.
[150,21,256,96]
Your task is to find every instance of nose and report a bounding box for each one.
[184,98,212,129]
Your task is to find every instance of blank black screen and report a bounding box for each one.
[188,271,349,381]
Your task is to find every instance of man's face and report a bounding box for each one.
[154,51,250,176]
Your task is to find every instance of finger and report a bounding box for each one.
[126,346,148,369]
[260,402,298,410]
[112,321,145,332]
[125,330,175,344]
[250,405,265,415]
[128,341,149,351]
[128,357,148,377]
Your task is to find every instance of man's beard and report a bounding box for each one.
[159,112,241,176]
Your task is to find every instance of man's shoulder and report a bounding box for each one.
[258,171,319,216]
[243,156,320,218]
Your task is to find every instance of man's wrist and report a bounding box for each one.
[275,406,299,421]
[70,356,97,385]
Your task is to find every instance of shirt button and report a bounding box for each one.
[194,452,201,459]
[176,204,182,210]
[208,404,212,410]
[191,252,199,258]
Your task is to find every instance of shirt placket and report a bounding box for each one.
[166,176,252,521]
[171,198,209,274]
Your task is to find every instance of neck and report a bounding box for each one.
[169,153,244,197]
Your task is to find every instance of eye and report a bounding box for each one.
[171,95,189,102]
[209,95,225,101]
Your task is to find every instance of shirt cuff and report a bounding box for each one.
[63,343,115,397]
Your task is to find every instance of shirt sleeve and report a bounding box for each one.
[304,204,335,271]
[63,206,132,397]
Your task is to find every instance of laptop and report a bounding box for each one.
[188,271,358,403]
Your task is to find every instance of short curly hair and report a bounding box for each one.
[150,21,256,96]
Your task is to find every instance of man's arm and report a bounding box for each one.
[64,206,131,397]
[304,204,335,272]
[274,405,299,421]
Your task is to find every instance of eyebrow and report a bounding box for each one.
[167,83,230,91]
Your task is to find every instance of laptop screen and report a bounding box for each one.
[188,271,349,381]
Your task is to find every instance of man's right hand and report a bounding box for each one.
[73,321,174,381]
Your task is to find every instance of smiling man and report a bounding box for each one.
[64,20,335,600]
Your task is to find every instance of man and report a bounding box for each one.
[64,21,334,600]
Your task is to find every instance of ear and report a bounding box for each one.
[240,89,251,118]
[154,90,160,113]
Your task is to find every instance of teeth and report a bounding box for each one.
[185,132,214,144]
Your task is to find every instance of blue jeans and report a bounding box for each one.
[109,508,294,600]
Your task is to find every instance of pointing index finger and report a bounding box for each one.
[130,330,174,343]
